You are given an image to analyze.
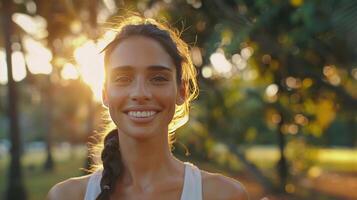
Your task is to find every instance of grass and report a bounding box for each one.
[0,146,87,200]
[245,145,357,173]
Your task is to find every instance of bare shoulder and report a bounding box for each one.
[46,174,91,200]
[201,170,249,200]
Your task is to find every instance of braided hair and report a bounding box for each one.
[96,129,122,200]
[93,15,199,200]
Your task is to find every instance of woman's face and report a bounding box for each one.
[103,36,184,140]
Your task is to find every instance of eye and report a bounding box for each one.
[151,75,169,83]
[113,75,132,84]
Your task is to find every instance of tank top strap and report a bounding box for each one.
[180,162,203,200]
[84,169,102,200]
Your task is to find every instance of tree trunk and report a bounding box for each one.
[3,0,27,199]
[348,112,357,147]
[43,79,54,171]
[277,113,288,193]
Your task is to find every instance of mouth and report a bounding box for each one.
[127,110,157,118]
[123,109,160,123]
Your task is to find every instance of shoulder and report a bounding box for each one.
[201,170,249,200]
[46,174,91,200]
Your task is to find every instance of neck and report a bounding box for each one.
[117,129,182,191]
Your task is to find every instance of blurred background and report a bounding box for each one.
[0,0,356,199]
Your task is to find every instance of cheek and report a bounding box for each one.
[107,87,127,107]
[108,88,123,98]
[155,86,178,106]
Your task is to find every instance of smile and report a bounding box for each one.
[127,111,157,118]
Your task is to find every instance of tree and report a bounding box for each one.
[2,0,27,199]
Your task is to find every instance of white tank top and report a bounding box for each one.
[84,162,202,200]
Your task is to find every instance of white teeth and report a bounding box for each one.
[128,111,156,118]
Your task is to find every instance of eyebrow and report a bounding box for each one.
[110,65,173,73]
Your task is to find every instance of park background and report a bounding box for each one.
[0,0,356,199]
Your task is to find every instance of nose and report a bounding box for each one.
[130,77,152,102]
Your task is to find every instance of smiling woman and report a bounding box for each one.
[47,15,248,200]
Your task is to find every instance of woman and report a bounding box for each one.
[47,16,248,200]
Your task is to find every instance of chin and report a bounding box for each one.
[118,126,162,141]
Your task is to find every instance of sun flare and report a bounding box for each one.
[74,40,105,102]
[73,31,117,102]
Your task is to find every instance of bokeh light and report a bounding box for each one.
[191,47,203,67]
[266,84,279,97]
[12,13,47,39]
[210,50,232,74]
[232,53,247,70]
[202,66,213,78]
[0,50,8,84]
[323,65,341,86]
[11,51,27,82]
[61,63,79,80]
[241,46,254,60]
[23,36,52,74]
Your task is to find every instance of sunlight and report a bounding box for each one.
[232,53,247,70]
[12,51,27,82]
[0,50,8,84]
[241,47,254,60]
[12,13,47,39]
[103,0,117,14]
[266,84,278,97]
[210,50,232,74]
[61,63,79,80]
[96,30,117,50]
[0,49,25,84]
[202,66,213,78]
[286,76,302,89]
[242,68,258,81]
[23,36,52,74]
[265,83,279,102]
[25,1,37,14]
[323,65,341,86]
[294,114,309,126]
[318,148,357,163]
[308,166,322,178]
[74,40,105,102]
[191,47,203,67]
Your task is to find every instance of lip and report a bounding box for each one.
[122,106,161,113]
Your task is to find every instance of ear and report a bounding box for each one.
[102,88,109,108]
[176,82,186,105]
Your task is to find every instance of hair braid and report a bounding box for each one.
[96,129,123,200]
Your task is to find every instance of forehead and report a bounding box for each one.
[107,36,175,72]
